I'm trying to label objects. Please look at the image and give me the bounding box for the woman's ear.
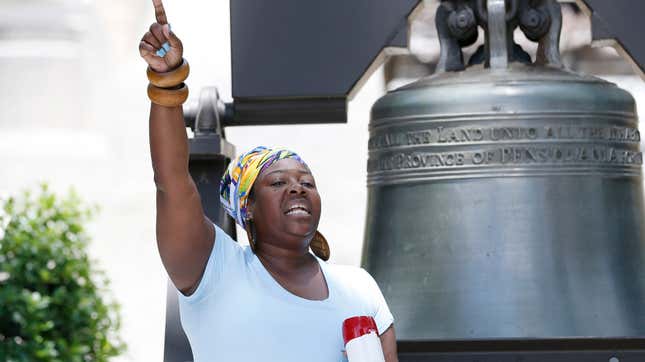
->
[246,187,256,220]
[246,198,254,220]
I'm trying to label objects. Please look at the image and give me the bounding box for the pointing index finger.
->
[152,0,168,25]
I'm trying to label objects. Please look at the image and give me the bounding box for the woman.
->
[139,1,398,360]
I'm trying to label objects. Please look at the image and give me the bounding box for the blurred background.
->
[0,0,642,361]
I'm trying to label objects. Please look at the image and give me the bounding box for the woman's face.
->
[249,158,321,249]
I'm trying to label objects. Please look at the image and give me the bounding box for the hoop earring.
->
[245,218,257,252]
[310,231,330,261]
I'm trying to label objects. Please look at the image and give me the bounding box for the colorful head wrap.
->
[219,146,307,229]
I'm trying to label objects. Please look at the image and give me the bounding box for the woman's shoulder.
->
[324,262,381,295]
[325,262,368,279]
[323,262,389,318]
[211,224,256,271]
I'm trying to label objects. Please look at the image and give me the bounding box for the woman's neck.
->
[256,243,317,277]
[256,242,328,301]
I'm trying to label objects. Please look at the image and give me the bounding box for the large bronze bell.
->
[363,0,645,343]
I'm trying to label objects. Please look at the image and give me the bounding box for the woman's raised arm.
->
[140,0,215,295]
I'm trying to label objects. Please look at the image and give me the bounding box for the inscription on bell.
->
[368,125,640,149]
[499,146,642,164]
[368,146,643,172]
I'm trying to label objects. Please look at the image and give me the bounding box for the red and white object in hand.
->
[342,316,385,362]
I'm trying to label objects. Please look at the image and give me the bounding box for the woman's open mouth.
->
[284,203,311,216]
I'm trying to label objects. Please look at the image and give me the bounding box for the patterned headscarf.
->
[219,146,307,229]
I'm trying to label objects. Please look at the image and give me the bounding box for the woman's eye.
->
[271,180,285,187]
[301,181,315,188]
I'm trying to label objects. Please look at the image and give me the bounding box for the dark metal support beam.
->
[577,0,645,77]
[230,0,421,124]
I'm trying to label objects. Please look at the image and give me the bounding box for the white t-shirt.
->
[176,224,394,362]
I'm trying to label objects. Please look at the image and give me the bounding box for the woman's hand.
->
[139,0,183,73]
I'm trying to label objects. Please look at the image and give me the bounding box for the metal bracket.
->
[519,0,562,67]
[183,87,233,138]
[486,0,510,69]
[436,0,564,71]
[436,0,479,72]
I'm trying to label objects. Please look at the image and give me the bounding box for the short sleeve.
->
[177,223,244,304]
[360,268,394,335]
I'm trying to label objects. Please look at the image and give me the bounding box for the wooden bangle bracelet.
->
[147,83,189,107]
[147,59,190,88]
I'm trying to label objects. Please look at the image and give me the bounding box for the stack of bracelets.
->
[147,58,190,107]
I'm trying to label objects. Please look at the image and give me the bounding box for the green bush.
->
[0,185,125,361]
